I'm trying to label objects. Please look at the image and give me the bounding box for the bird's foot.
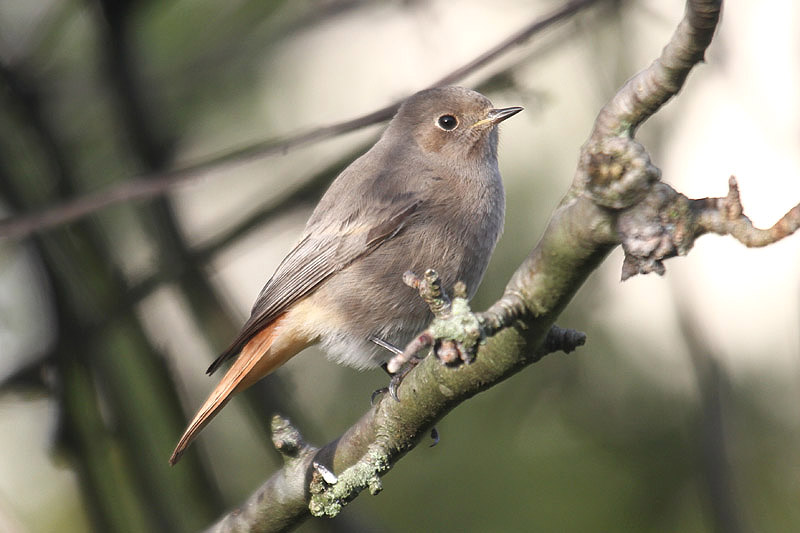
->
[370,356,423,403]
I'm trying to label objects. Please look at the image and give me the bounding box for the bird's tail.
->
[169,315,291,465]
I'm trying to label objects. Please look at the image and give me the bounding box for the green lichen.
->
[308,445,391,518]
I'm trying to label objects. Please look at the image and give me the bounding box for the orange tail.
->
[170,314,297,465]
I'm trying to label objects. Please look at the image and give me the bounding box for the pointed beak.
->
[471,106,524,129]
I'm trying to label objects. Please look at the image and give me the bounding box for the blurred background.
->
[0,0,798,531]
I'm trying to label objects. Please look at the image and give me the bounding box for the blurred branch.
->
[121,142,362,306]
[90,0,303,520]
[675,299,747,533]
[0,83,206,531]
[0,0,601,240]
[0,61,74,198]
[431,0,599,87]
[204,1,795,531]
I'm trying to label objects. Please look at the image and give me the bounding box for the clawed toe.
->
[370,357,422,403]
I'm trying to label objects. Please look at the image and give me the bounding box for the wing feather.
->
[207,198,420,374]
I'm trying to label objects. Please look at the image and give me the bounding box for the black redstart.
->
[170,86,522,464]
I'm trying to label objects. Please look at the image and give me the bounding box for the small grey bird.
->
[170,86,522,464]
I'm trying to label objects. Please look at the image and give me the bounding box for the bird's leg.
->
[369,336,439,445]
[369,336,403,356]
[386,357,422,402]
[369,336,424,402]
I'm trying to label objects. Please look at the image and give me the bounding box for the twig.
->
[0,0,600,240]
[617,177,800,280]
[433,0,599,87]
[387,270,585,374]
[695,176,800,247]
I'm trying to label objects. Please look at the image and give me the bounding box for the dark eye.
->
[436,114,458,131]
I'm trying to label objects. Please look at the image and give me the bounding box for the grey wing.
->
[206,198,421,374]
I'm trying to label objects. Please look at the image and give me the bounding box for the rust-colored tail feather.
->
[170,316,288,465]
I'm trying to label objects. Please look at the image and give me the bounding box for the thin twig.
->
[617,178,800,280]
[695,176,800,247]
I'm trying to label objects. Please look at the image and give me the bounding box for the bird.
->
[169,86,522,465]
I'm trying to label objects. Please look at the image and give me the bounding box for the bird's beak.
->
[471,106,524,129]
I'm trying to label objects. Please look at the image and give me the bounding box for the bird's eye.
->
[436,114,458,131]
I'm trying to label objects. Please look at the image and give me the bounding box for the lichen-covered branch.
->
[386,270,484,372]
[387,270,586,374]
[206,416,319,533]
[205,1,800,532]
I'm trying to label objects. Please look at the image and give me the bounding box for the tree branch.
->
[592,0,721,138]
[203,1,798,531]
[0,0,600,240]
[617,177,800,280]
